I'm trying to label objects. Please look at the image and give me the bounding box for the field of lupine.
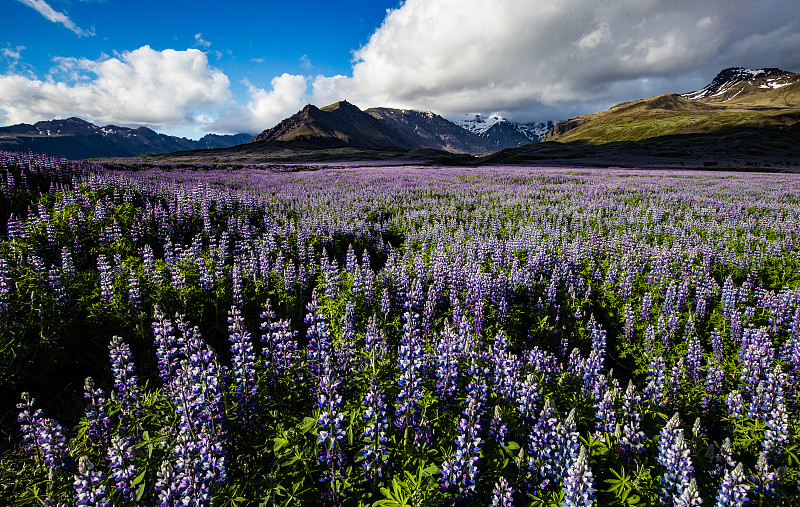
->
[0,151,798,506]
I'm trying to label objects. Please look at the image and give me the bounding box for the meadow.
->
[0,151,798,506]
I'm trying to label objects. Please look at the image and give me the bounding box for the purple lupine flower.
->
[83,377,111,447]
[73,456,109,507]
[435,322,460,399]
[231,261,243,308]
[492,330,520,400]
[752,451,777,498]
[17,392,73,476]
[489,405,508,447]
[163,320,227,505]
[712,438,735,479]
[98,254,114,304]
[619,380,646,462]
[675,477,702,507]
[364,314,386,365]
[152,307,180,394]
[108,335,140,423]
[0,257,11,316]
[335,302,358,377]
[685,329,702,383]
[47,265,67,306]
[127,274,141,311]
[715,462,749,507]
[305,289,332,385]
[107,436,136,504]
[641,291,653,322]
[228,305,258,425]
[762,399,789,458]
[491,476,514,507]
[527,398,558,483]
[395,312,426,434]
[624,303,635,342]
[440,375,487,499]
[710,328,724,362]
[643,356,667,407]
[657,413,694,504]
[516,374,539,421]
[562,445,595,507]
[702,363,724,411]
[362,375,389,482]
[261,298,298,381]
[380,287,391,315]
[317,358,346,501]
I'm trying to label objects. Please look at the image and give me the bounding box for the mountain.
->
[545,67,800,143]
[364,107,490,153]
[250,100,420,150]
[0,117,254,159]
[458,114,554,149]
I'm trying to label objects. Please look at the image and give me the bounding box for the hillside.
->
[250,100,420,150]
[545,67,800,143]
[365,107,490,153]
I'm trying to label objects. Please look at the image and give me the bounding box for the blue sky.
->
[2,0,799,138]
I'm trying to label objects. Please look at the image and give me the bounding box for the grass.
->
[555,108,800,144]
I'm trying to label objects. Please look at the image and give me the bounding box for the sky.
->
[2,0,799,139]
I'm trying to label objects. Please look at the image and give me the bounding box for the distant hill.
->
[0,117,253,159]
[365,107,490,153]
[545,67,800,143]
[457,113,553,150]
[250,100,420,150]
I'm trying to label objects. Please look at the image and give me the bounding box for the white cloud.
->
[212,73,308,134]
[194,33,212,49]
[16,0,93,37]
[295,0,800,121]
[0,46,230,128]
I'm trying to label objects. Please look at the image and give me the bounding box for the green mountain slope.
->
[546,67,800,143]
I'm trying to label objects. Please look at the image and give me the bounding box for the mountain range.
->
[0,117,253,159]
[1,66,798,166]
[545,67,800,143]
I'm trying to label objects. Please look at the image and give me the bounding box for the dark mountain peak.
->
[250,100,418,150]
[320,100,357,112]
[683,66,798,100]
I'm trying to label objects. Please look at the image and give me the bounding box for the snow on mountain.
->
[682,67,797,101]
[456,113,554,149]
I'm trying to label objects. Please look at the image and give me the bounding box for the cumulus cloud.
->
[0,46,230,128]
[296,0,800,121]
[16,0,93,37]
[212,73,308,134]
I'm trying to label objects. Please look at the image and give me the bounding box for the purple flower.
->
[107,436,136,504]
[17,392,72,473]
[228,305,258,424]
[491,476,514,507]
[317,359,346,499]
[715,462,749,507]
[0,258,12,316]
[261,298,298,381]
[435,322,460,399]
[395,311,426,433]
[108,335,140,423]
[73,456,110,507]
[83,377,111,447]
[562,445,595,507]
[362,376,389,481]
[98,254,114,304]
[440,376,487,499]
[657,413,694,504]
